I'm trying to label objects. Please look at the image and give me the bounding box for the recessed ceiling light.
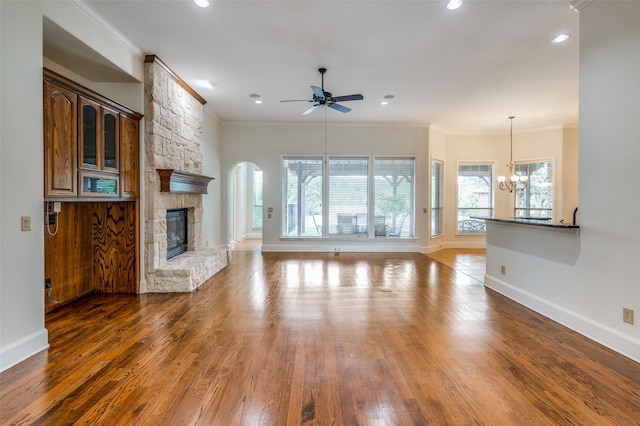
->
[200,80,215,90]
[552,33,571,43]
[254,100,263,104]
[193,0,210,7]
[446,0,463,11]
[380,101,389,106]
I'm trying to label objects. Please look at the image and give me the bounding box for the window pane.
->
[375,158,415,238]
[457,163,493,233]
[514,161,553,218]
[329,158,368,236]
[283,158,323,237]
[253,169,263,228]
[431,160,443,237]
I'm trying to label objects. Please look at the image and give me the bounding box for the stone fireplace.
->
[143,55,227,292]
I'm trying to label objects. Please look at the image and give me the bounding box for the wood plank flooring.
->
[1,249,639,425]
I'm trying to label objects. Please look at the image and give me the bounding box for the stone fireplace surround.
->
[144,56,227,292]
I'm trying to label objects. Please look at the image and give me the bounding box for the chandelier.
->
[497,116,528,192]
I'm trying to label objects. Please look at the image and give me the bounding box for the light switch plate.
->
[21,216,32,231]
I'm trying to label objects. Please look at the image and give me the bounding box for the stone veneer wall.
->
[144,58,226,292]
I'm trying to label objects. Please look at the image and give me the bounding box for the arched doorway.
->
[227,161,262,251]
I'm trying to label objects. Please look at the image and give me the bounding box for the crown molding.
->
[570,0,592,12]
[73,0,145,59]
[145,55,207,105]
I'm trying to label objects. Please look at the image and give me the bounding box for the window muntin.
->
[457,163,493,234]
[283,158,323,237]
[514,161,553,219]
[374,158,415,238]
[431,159,443,237]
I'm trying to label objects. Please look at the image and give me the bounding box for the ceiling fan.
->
[281,68,364,115]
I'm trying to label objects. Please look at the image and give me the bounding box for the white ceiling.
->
[56,0,580,134]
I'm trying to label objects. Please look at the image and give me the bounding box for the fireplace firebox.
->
[166,209,188,259]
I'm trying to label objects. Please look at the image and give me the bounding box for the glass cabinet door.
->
[79,97,100,169]
[102,107,119,171]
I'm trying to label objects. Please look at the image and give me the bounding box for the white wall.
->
[201,109,223,249]
[445,133,504,248]
[485,2,640,362]
[0,0,49,372]
[222,123,430,252]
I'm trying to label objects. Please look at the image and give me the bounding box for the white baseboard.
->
[485,274,640,363]
[0,328,49,373]
[262,241,421,253]
[441,241,486,249]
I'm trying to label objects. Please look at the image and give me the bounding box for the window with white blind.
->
[374,158,415,238]
[328,158,369,236]
[253,169,263,228]
[283,156,416,238]
[283,158,323,237]
[457,163,493,234]
[431,159,443,237]
[514,161,553,219]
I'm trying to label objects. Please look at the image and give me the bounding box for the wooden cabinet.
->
[78,97,120,173]
[43,69,142,200]
[43,69,143,302]
[44,80,77,198]
[119,113,140,199]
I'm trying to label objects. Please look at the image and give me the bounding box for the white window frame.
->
[456,161,495,235]
[281,155,416,239]
[513,158,555,220]
[431,158,444,238]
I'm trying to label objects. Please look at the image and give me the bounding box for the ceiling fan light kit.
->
[281,67,364,115]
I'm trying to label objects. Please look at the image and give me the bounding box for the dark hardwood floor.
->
[1,249,639,425]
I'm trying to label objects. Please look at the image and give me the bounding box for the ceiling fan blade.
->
[303,104,321,115]
[280,99,314,102]
[311,86,325,100]
[332,94,364,102]
[329,103,351,113]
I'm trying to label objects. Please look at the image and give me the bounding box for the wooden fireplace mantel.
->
[157,169,214,194]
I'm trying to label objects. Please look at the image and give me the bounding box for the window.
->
[375,158,415,238]
[514,161,553,219]
[457,163,493,233]
[328,158,369,236]
[431,159,443,237]
[282,156,416,239]
[283,158,323,237]
[252,169,263,228]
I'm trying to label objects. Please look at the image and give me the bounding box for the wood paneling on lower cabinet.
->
[45,201,138,311]
[93,202,138,293]
[44,203,95,311]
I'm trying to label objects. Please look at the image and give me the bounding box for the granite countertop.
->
[475,217,579,229]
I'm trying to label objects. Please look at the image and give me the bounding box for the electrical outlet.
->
[500,265,506,275]
[45,214,56,225]
[623,307,634,325]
